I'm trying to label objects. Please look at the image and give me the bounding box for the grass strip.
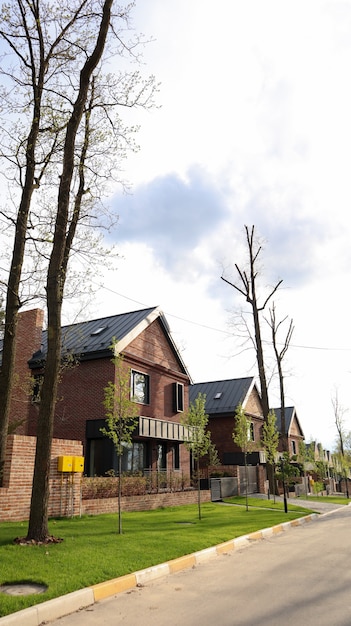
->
[0,501,315,617]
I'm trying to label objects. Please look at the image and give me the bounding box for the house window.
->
[121,442,147,473]
[246,421,254,441]
[157,443,167,470]
[171,444,180,470]
[173,382,184,412]
[131,370,150,404]
[291,440,297,455]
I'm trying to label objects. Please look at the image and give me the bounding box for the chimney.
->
[8,309,44,434]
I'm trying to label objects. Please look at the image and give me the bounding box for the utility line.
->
[94,281,351,353]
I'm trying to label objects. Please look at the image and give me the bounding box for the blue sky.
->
[72,0,351,450]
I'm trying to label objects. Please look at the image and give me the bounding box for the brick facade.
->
[207,413,264,462]
[4,309,192,481]
[0,435,83,521]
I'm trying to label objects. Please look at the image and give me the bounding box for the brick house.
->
[272,406,305,456]
[189,379,306,486]
[2,306,192,477]
[189,377,265,467]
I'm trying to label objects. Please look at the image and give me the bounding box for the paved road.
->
[51,504,351,626]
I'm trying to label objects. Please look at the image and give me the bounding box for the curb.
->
[0,513,319,625]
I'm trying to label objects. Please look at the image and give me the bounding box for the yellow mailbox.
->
[57,455,73,472]
[72,456,84,473]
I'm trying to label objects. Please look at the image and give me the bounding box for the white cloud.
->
[78,0,351,451]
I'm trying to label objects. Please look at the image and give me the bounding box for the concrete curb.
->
[0,512,319,626]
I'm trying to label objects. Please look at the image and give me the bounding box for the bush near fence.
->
[82,470,191,500]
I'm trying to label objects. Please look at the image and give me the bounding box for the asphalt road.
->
[50,503,351,626]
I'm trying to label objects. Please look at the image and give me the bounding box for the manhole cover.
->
[0,583,47,596]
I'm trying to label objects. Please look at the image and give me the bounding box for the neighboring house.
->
[308,441,335,477]
[273,407,304,456]
[189,377,265,467]
[2,306,192,477]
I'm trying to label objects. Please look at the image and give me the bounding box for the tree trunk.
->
[26,0,113,541]
[197,458,202,520]
[0,75,43,484]
[118,452,122,534]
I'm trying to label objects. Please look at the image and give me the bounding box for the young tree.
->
[275,451,299,506]
[181,393,211,520]
[332,389,349,498]
[261,410,279,502]
[298,440,315,497]
[101,341,139,534]
[233,404,254,511]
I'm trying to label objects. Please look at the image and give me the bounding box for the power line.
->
[94,282,351,353]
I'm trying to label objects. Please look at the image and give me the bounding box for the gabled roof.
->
[28,306,190,376]
[189,377,256,415]
[273,406,304,438]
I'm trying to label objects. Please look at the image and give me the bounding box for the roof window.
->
[214,392,222,399]
[90,326,107,336]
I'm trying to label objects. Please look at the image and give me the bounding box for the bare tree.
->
[221,225,282,421]
[265,302,294,453]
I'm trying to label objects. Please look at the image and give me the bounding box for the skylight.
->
[214,392,222,399]
[90,326,106,336]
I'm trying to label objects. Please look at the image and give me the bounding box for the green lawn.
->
[0,500,319,617]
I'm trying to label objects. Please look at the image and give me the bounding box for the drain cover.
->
[0,583,47,596]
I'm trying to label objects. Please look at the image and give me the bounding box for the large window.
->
[131,370,150,404]
[121,442,147,473]
[173,382,184,412]
[157,443,167,470]
[87,437,148,476]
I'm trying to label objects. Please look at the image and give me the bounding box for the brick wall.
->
[0,435,209,521]
[28,357,116,445]
[82,489,211,515]
[0,435,83,522]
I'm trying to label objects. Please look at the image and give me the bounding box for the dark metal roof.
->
[272,406,304,438]
[28,306,160,366]
[189,377,255,415]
